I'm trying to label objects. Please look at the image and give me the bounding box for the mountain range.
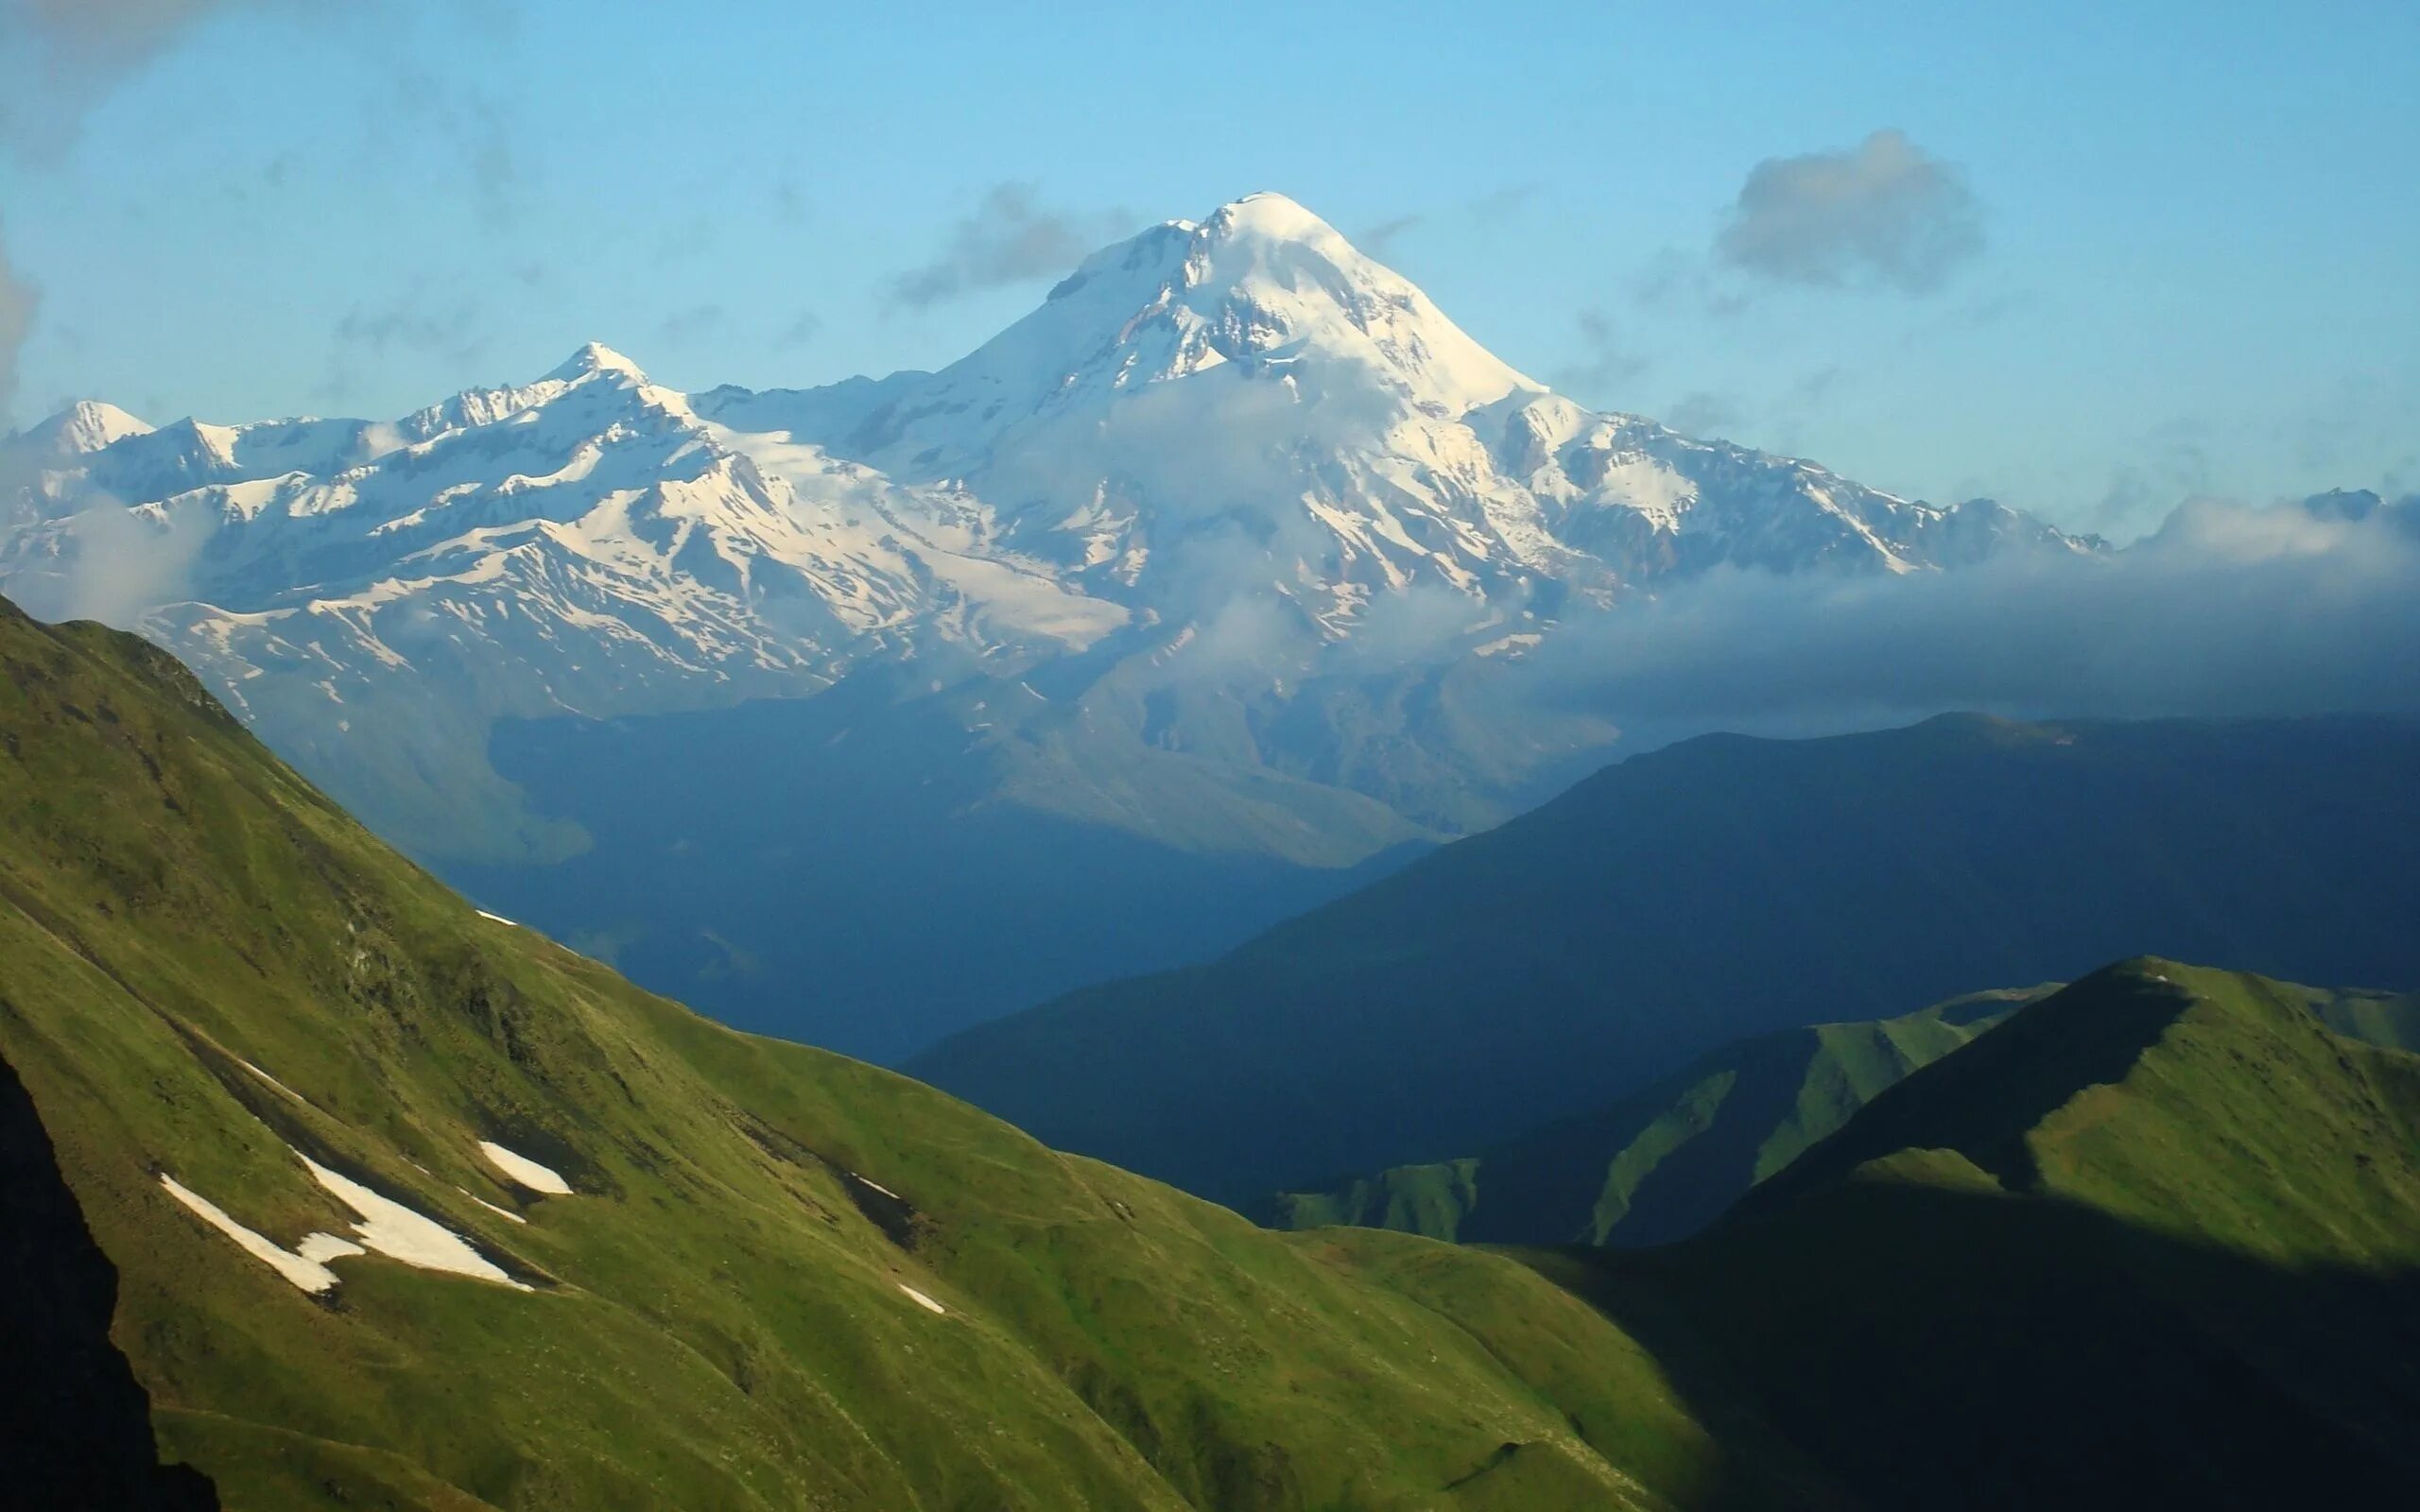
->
[5,593,2417,1508]
[1270,975,2419,1248]
[908,712,2420,1202]
[0,193,2096,1058]
[1267,985,2053,1245]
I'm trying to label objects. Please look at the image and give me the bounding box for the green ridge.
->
[1532,960,2420,1509]
[9,593,2420,1509]
[911,712,2420,1204]
[1270,988,2044,1246]
[0,597,1835,1509]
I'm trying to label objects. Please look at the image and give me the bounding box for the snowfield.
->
[159,1173,352,1295]
[302,1154,528,1289]
[480,1140,574,1194]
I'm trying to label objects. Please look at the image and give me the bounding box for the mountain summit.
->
[838,189,1540,468]
[0,194,2099,1054]
[17,399,156,456]
[707,195,2087,662]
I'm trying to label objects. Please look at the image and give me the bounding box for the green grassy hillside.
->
[909,713,2420,1203]
[1270,988,2047,1246]
[1531,960,2420,1509]
[1275,973,2417,1249]
[0,596,1838,1509]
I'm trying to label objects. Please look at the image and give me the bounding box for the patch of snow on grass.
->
[479,1140,573,1194]
[458,1186,528,1225]
[898,1282,947,1315]
[475,909,519,927]
[236,1058,305,1104]
[159,1174,344,1294]
[302,1156,528,1289]
[297,1232,368,1264]
[852,1172,904,1201]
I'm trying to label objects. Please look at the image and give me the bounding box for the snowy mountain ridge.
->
[704,194,2083,638]
[1,192,2091,871]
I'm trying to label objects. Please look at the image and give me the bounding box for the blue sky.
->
[1,0,2412,537]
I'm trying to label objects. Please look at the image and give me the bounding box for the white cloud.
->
[1718,129,1985,293]
[1533,495,2420,745]
[887,183,1131,311]
[0,223,34,426]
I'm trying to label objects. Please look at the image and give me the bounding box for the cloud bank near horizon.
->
[1530,492,2420,750]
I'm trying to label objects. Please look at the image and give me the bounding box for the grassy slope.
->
[1270,988,2045,1246]
[0,597,1855,1510]
[909,713,2420,1204]
[1529,960,2420,1509]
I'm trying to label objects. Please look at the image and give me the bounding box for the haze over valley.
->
[8,196,2412,1057]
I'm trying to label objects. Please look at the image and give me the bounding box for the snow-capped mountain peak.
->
[871,190,1537,458]
[695,193,2083,631]
[4,191,2095,877]
[19,399,156,455]
[546,341,649,385]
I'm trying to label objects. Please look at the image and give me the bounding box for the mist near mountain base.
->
[1537,493,2420,749]
[4,498,215,627]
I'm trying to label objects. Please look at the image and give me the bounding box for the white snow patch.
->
[851,1172,903,1200]
[302,1155,527,1288]
[297,1232,368,1263]
[1473,631,1543,659]
[898,1282,947,1315]
[236,1058,305,1104]
[159,1173,345,1294]
[458,1186,529,1224]
[475,909,518,927]
[479,1140,574,1194]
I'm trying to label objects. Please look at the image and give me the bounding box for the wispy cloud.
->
[771,311,821,351]
[1533,495,2420,747]
[1469,183,1538,221]
[2075,416,2216,536]
[654,302,726,347]
[0,221,36,426]
[885,183,1130,311]
[0,0,275,155]
[1665,391,1741,438]
[368,67,523,230]
[318,284,486,404]
[1717,129,1985,294]
[1356,213,1424,263]
[1355,184,1537,266]
[1549,309,1651,405]
[771,166,807,225]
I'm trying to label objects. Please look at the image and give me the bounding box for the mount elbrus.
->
[0,193,2091,1057]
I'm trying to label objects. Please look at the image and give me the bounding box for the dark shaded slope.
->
[1529,961,2420,1510]
[1271,987,2043,1246]
[0,1050,218,1512]
[911,713,2420,1201]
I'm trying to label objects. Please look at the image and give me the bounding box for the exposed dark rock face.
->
[0,1049,218,1511]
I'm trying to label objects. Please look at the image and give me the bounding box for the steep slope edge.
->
[0,593,1838,1510]
[1531,960,2420,1510]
